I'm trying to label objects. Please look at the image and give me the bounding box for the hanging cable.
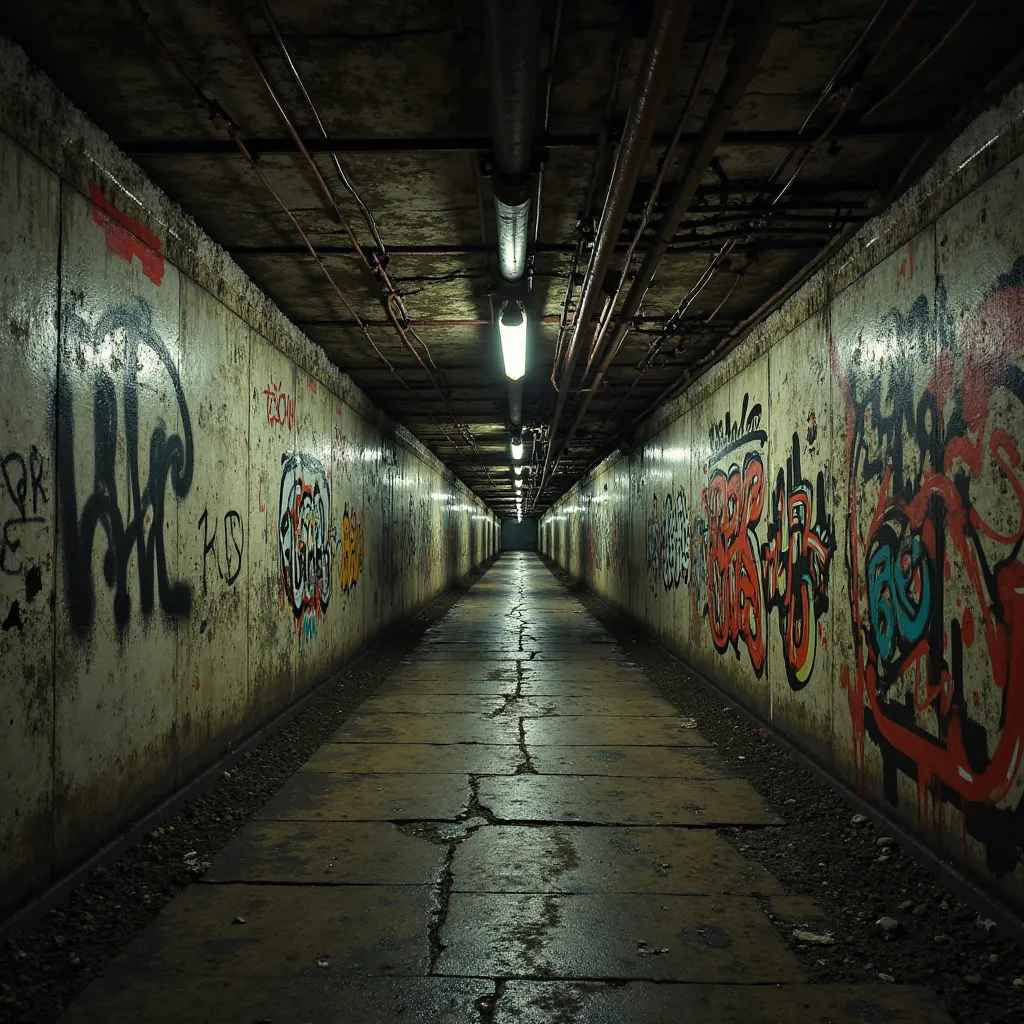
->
[127,0,498,492]
[254,0,387,255]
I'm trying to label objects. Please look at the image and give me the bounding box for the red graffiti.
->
[838,265,1024,867]
[89,181,165,286]
[895,241,916,281]
[306,377,318,394]
[264,377,297,430]
[704,452,766,675]
[761,433,835,690]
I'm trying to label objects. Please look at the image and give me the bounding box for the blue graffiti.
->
[867,516,932,672]
[300,613,318,648]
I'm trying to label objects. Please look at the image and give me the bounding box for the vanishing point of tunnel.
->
[1,1,1024,1022]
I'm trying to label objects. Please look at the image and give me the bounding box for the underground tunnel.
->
[1,1,1024,1021]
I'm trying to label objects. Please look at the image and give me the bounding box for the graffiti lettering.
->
[705,453,766,675]
[761,433,835,689]
[335,429,351,480]
[1,446,48,576]
[838,261,1024,870]
[707,392,767,469]
[58,301,193,635]
[646,488,690,590]
[198,508,245,595]
[279,453,332,642]
[338,502,365,594]
[264,377,297,431]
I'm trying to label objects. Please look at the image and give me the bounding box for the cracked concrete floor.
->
[58,553,953,1023]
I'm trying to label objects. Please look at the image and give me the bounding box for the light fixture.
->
[513,465,523,476]
[511,437,524,461]
[499,301,527,381]
[514,478,523,489]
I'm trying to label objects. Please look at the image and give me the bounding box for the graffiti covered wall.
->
[541,96,1024,915]
[0,45,497,914]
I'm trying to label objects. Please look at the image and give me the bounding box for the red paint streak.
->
[895,242,917,281]
[89,181,164,286]
[306,377,318,394]
[193,678,200,692]
[961,607,975,649]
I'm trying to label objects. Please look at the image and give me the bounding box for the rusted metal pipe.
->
[256,0,387,254]
[542,0,781,496]
[534,0,695,506]
[595,0,783,382]
[486,0,543,283]
[579,0,735,393]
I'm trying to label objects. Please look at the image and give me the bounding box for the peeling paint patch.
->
[89,181,164,286]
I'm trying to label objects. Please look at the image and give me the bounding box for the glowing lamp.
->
[499,302,527,381]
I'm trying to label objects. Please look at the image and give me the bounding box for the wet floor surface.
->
[60,554,952,1022]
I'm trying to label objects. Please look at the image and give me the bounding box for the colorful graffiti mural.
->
[279,452,332,644]
[762,433,835,690]
[703,452,767,675]
[838,262,1024,870]
[642,401,835,687]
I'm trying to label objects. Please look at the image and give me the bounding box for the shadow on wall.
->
[502,518,538,551]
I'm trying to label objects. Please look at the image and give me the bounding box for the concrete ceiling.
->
[3,0,1022,516]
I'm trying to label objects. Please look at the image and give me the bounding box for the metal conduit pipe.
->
[547,0,782,481]
[485,0,543,284]
[533,0,695,507]
[485,0,542,432]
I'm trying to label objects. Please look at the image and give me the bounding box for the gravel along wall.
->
[0,39,497,918]
[541,83,1024,920]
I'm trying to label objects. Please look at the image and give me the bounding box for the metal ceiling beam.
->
[305,314,740,329]
[231,238,829,257]
[117,124,929,156]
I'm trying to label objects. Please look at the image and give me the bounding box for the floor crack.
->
[427,842,455,973]
[515,717,537,775]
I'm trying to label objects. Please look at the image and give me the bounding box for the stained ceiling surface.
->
[3,0,1023,515]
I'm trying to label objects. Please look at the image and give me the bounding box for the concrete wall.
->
[541,84,1024,917]
[501,518,539,551]
[0,41,498,916]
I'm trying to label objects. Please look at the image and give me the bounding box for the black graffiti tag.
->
[198,508,245,595]
[58,301,194,635]
[1,446,48,575]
